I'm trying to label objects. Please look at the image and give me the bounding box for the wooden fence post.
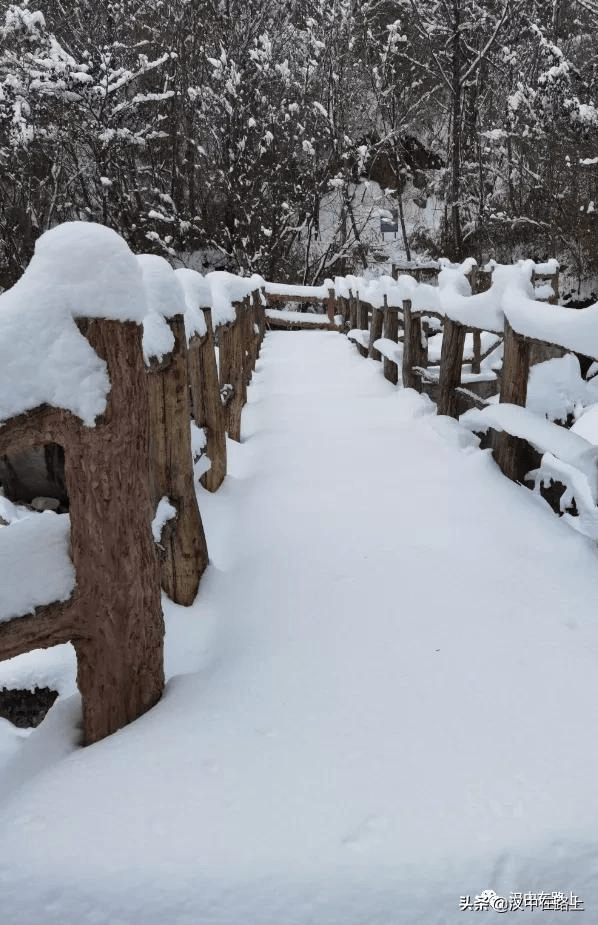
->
[492,320,531,480]
[327,287,336,328]
[402,300,427,391]
[470,268,492,374]
[382,302,400,385]
[349,290,357,330]
[147,314,209,605]
[187,306,227,493]
[219,307,246,442]
[437,319,466,417]
[368,300,384,360]
[0,318,166,745]
[249,291,262,370]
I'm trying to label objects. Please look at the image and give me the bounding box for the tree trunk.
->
[449,0,464,260]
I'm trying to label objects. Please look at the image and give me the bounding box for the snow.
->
[3,333,598,922]
[174,268,209,340]
[571,403,598,444]
[206,271,264,328]
[460,402,598,501]
[266,308,330,325]
[0,222,147,425]
[413,264,527,332]
[137,254,186,362]
[347,328,370,348]
[372,337,402,364]
[0,511,74,623]
[264,280,332,300]
[501,270,598,357]
[527,354,598,421]
[151,496,177,544]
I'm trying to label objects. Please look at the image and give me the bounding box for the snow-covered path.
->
[1,331,598,923]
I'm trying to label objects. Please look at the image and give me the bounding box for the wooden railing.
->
[0,244,584,746]
[0,258,265,745]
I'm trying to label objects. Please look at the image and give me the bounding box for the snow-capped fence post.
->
[492,320,531,480]
[402,299,427,391]
[368,298,384,360]
[187,306,227,493]
[147,314,209,605]
[437,319,467,417]
[0,318,165,746]
[219,306,246,442]
[382,300,400,385]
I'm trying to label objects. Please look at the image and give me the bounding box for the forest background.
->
[0,0,597,301]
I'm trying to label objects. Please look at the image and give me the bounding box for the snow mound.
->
[0,222,147,425]
[0,512,75,624]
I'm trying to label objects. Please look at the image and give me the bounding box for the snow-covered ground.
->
[1,332,598,922]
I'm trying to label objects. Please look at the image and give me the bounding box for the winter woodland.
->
[1,0,597,293]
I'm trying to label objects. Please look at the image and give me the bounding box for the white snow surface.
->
[151,496,177,543]
[503,277,598,356]
[0,511,74,623]
[527,354,598,421]
[572,403,598,444]
[137,254,183,362]
[461,402,598,501]
[265,308,331,325]
[174,268,209,340]
[3,334,598,921]
[0,222,148,425]
[206,271,264,328]
[264,280,332,300]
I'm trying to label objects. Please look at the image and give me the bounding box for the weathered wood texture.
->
[219,309,246,442]
[470,269,493,374]
[0,319,165,745]
[326,288,336,327]
[348,292,357,330]
[492,320,531,481]
[354,296,369,358]
[368,302,384,361]
[437,319,466,418]
[187,307,227,493]
[382,304,400,385]
[147,314,209,605]
[240,297,253,386]
[402,299,427,391]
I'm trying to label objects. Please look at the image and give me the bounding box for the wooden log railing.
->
[0,274,266,746]
[0,319,165,746]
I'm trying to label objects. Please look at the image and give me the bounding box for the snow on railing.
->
[0,222,267,745]
[342,255,598,539]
